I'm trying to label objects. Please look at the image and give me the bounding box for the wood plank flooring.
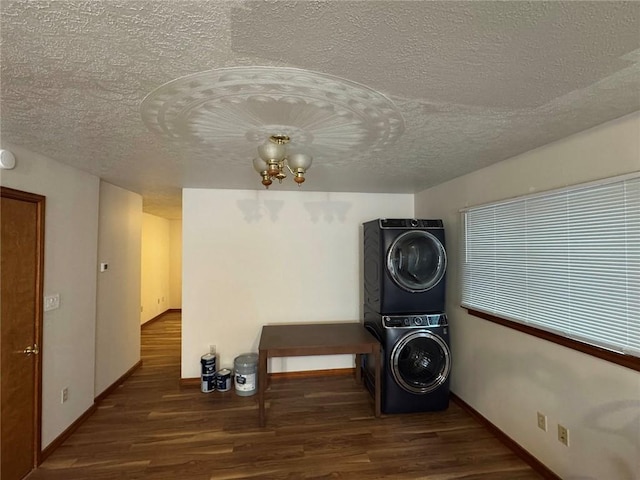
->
[29,312,544,479]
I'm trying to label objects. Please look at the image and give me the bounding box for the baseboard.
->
[40,359,144,463]
[450,393,561,480]
[180,377,201,388]
[94,359,143,404]
[141,308,180,328]
[40,403,97,462]
[270,367,355,379]
[179,367,356,388]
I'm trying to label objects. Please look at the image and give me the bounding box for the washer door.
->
[390,331,451,394]
[386,231,447,293]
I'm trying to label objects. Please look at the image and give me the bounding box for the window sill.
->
[465,308,640,373]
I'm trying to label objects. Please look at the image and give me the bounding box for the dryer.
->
[363,218,447,314]
[363,310,451,414]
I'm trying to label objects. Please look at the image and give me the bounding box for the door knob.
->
[23,344,40,356]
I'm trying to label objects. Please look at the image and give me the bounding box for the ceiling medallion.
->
[140,66,405,185]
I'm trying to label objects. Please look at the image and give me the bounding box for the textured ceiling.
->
[1,1,639,219]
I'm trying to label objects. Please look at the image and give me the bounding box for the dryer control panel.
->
[383,314,447,328]
[379,218,444,229]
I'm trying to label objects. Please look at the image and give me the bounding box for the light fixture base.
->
[269,134,290,145]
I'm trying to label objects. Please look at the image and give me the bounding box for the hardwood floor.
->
[30,312,544,479]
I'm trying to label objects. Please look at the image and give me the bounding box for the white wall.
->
[141,213,171,323]
[414,112,640,480]
[0,145,99,448]
[182,190,413,377]
[95,182,143,396]
[169,219,182,310]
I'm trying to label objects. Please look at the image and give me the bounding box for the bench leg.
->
[258,350,267,427]
[355,353,362,383]
[374,346,381,418]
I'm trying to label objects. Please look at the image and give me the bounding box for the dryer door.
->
[390,331,451,394]
[386,231,447,292]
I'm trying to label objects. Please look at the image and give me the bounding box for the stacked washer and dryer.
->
[362,219,451,414]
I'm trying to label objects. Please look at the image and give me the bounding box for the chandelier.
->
[252,135,312,189]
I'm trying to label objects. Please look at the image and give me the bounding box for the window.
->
[461,173,640,370]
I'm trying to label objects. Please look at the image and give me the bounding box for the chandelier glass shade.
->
[252,135,312,189]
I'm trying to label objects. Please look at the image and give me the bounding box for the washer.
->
[363,218,447,314]
[362,310,451,414]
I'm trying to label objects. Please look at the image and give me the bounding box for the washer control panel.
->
[383,314,447,328]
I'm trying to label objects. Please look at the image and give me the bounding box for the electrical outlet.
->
[209,344,216,354]
[44,294,60,311]
[558,424,569,446]
[537,412,547,431]
[61,387,69,404]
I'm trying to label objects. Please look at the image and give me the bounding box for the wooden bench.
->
[258,322,382,427]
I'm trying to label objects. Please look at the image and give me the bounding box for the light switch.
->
[100,263,109,272]
[44,294,60,311]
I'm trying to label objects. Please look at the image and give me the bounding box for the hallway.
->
[29,312,543,479]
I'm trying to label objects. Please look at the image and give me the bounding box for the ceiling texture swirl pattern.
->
[1,1,639,218]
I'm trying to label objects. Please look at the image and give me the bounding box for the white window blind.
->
[461,173,640,358]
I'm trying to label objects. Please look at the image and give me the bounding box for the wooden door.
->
[1,187,45,480]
